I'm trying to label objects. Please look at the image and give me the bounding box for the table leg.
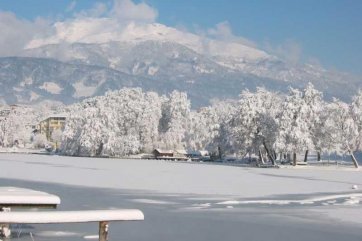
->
[0,207,11,238]
[99,221,109,241]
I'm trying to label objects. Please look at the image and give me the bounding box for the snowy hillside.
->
[0,57,157,104]
[0,22,360,106]
[0,56,285,107]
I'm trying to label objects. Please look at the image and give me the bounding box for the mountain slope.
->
[0,57,153,104]
[23,40,362,101]
[0,56,287,107]
[1,22,360,107]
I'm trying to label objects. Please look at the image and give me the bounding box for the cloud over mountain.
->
[0,11,50,56]
[1,0,268,62]
[0,0,360,108]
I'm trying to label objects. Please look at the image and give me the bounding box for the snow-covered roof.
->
[176,149,187,155]
[0,187,61,206]
[47,114,67,118]
[41,114,67,122]
[154,149,173,154]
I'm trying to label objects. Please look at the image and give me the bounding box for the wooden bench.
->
[0,209,144,241]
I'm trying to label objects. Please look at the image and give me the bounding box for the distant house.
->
[39,115,67,141]
[152,149,189,161]
[153,149,174,158]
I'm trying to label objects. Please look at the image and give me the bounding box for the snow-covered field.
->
[1,153,362,241]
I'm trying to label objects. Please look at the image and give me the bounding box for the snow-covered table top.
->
[0,209,144,224]
[0,187,61,208]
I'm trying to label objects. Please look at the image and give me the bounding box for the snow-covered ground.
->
[1,153,362,241]
[1,153,361,197]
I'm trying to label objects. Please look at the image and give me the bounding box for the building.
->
[153,149,174,158]
[39,115,67,141]
[152,149,189,161]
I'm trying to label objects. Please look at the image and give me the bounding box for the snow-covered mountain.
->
[1,22,361,107]
[0,56,279,107]
[26,21,269,61]
[0,57,151,104]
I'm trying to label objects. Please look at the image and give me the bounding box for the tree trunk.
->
[293,152,297,166]
[272,150,276,160]
[317,151,321,162]
[96,142,103,156]
[304,150,309,162]
[263,141,276,166]
[77,146,81,156]
[218,146,222,160]
[349,150,359,168]
[258,149,265,164]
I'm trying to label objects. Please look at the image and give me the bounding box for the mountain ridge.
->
[1,22,361,107]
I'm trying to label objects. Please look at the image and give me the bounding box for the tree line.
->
[60,84,362,167]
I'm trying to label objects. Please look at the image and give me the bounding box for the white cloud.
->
[74,2,108,18]
[207,21,257,48]
[0,0,266,61]
[264,39,302,65]
[0,11,52,56]
[25,0,159,49]
[111,0,158,23]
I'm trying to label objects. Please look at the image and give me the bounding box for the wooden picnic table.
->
[0,187,144,241]
[0,187,61,238]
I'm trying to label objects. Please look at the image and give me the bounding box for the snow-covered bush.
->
[33,134,48,148]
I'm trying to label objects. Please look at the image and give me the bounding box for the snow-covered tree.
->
[186,100,237,153]
[226,88,281,164]
[61,88,163,157]
[327,99,359,167]
[0,105,38,147]
[276,84,323,164]
[302,83,324,161]
[311,103,335,160]
[351,90,362,151]
[159,91,190,150]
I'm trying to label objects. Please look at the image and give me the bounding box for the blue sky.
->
[1,0,362,75]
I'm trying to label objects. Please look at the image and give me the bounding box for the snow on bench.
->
[0,209,144,241]
[0,187,61,208]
